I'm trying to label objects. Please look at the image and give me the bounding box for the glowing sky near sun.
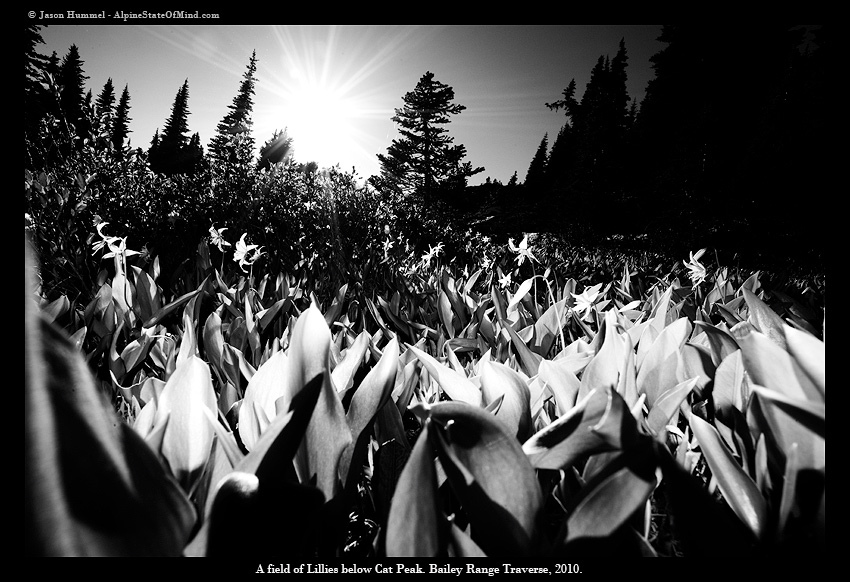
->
[34,24,663,186]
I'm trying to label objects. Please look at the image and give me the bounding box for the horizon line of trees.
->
[25,27,307,178]
[468,25,829,267]
[25,24,829,272]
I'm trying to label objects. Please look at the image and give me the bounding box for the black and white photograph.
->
[25,19,826,568]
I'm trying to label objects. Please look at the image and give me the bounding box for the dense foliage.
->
[25,24,825,560]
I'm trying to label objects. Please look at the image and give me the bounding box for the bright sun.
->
[285,75,359,170]
[257,25,419,178]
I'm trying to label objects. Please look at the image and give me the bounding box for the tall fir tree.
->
[111,84,132,152]
[525,133,549,189]
[544,40,633,230]
[95,78,116,119]
[94,78,116,143]
[373,71,483,205]
[209,50,259,166]
[25,24,51,168]
[150,79,202,174]
[57,44,90,141]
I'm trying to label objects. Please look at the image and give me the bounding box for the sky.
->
[34,22,664,186]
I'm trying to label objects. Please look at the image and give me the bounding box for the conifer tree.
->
[95,78,116,140]
[209,50,259,166]
[257,128,293,170]
[57,44,90,140]
[373,71,483,206]
[525,133,549,190]
[95,78,115,119]
[25,24,51,168]
[150,79,201,174]
[111,84,132,152]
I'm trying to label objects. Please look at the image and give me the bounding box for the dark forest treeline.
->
[25,24,828,305]
[462,25,829,273]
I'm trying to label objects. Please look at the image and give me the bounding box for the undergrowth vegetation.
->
[25,88,824,558]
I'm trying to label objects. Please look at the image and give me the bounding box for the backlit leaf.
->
[286,305,352,499]
[636,317,691,409]
[408,345,481,406]
[688,413,767,540]
[480,359,532,442]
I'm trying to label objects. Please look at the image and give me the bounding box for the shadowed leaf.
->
[340,338,400,486]
[688,413,767,540]
[429,402,544,556]
[565,442,657,543]
[385,422,445,557]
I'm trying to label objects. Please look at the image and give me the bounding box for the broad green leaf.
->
[713,350,747,413]
[340,338,400,485]
[441,272,469,329]
[202,311,225,374]
[636,317,691,409]
[532,297,568,357]
[731,322,819,403]
[201,406,243,469]
[130,265,161,324]
[579,310,626,400]
[323,283,348,327]
[256,298,289,331]
[68,326,87,351]
[751,384,825,462]
[538,359,581,417]
[41,295,70,323]
[143,274,210,329]
[523,388,642,470]
[680,343,714,397]
[429,402,544,556]
[616,333,640,409]
[176,306,197,366]
[742,287,787,350]
[501,319,543,377]
[331,330,371,394]
[438,290,455,338]
[688,413,767,540]
[155,354,217,490]
[694,321,740,367]
[408,345,481,406]
[386,422,444,557]
[238,350,289,451]
[286,305,352,499]
[26,289,195,555]
[449,523,488,557]
[565,442,657,543]
[236,375,323,478]
[480,359,532,442]
[647,377,698,438]
[783,324,825,399]
[507,277,534,315]
[648,285,673,336]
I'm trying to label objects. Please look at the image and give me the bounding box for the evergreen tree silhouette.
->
[150,79,202,175]
[57,44,90,141]
[257,128,294,171]
[209,50,259,166]
[372,71,483,206]
[111,85,132,152]
[525,133,549,202]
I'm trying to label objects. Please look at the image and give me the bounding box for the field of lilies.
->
[25,215,825,559]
